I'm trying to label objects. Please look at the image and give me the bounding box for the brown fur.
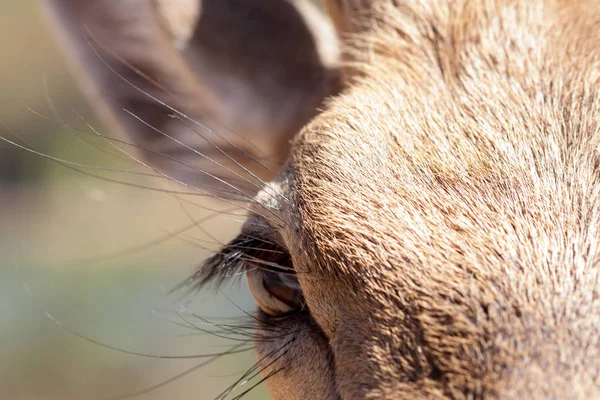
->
[46,0,600,398]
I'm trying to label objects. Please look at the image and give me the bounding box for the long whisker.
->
[122,109,261,199]
[43,76,133,163]
[214,340,292,400]
[0,127,253,207]
[19,275,250,360]
[72,116,285,227]
[27,109,259,201]
[164,228,222,254]
[117,109,289,228]
[173,114,288,203]
[230,368,283,400]
[0,134,163,177]
[101,343,249,400]
[59,208,239,268]
[23,111,255,202]
[174,195,226,246]
[71,110,261,207]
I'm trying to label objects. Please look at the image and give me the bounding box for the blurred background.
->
[0,1,269,399]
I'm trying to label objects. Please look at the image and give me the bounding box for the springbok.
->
[45,0,600,398]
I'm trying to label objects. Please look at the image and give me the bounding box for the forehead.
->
[285,53,600,291]
[283,0,600,282]
[279,61,600,395]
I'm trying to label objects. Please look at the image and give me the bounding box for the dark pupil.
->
[262,270,303,310]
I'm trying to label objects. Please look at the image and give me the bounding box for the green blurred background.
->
[0,2,269,399]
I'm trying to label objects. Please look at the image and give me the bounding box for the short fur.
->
[47,0,600,398]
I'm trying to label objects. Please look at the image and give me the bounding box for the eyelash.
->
[184,232,295,292]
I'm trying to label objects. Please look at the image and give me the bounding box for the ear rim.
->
[42,0,342,196]
[41,0,216,138]
[152,0,202,50]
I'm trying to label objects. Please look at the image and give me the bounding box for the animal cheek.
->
[330,318,448,400]
[329,321,382,399]
[254,313,339,400]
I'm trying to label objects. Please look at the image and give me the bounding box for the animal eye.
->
[186,224,305,319]
[247,269,304,317]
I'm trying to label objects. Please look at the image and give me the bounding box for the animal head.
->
[45,0,600,398]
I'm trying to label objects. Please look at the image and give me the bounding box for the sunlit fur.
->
[48,0,600,398]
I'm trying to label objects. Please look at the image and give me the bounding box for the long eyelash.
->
[182,233,294,293]
[174,311,291,344]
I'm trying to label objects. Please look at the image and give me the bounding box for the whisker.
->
[43,74,65,124]
[78,120,284,227]
[163,228,222,254]
[173,114,288,203]
[229,368,283,400]
[27,109,260,201]
[18,270,251,360]
[0,120,164,178]
[0,130,251,208]
[20,112,255,203]
[72,111,259,206]
[174,195,226,246]
[101,343,249,400]
[57,208,240,268]
[123,109,261,199]
[0,131,161,178]
[118,109,291,229]
[43,78,133,163]
[214,340,292,400]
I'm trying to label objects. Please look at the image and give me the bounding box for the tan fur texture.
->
[46,0,600,398]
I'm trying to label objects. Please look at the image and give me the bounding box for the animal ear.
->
[43,0,340,196]
[325,0,378,83]
[326,0,374,33]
